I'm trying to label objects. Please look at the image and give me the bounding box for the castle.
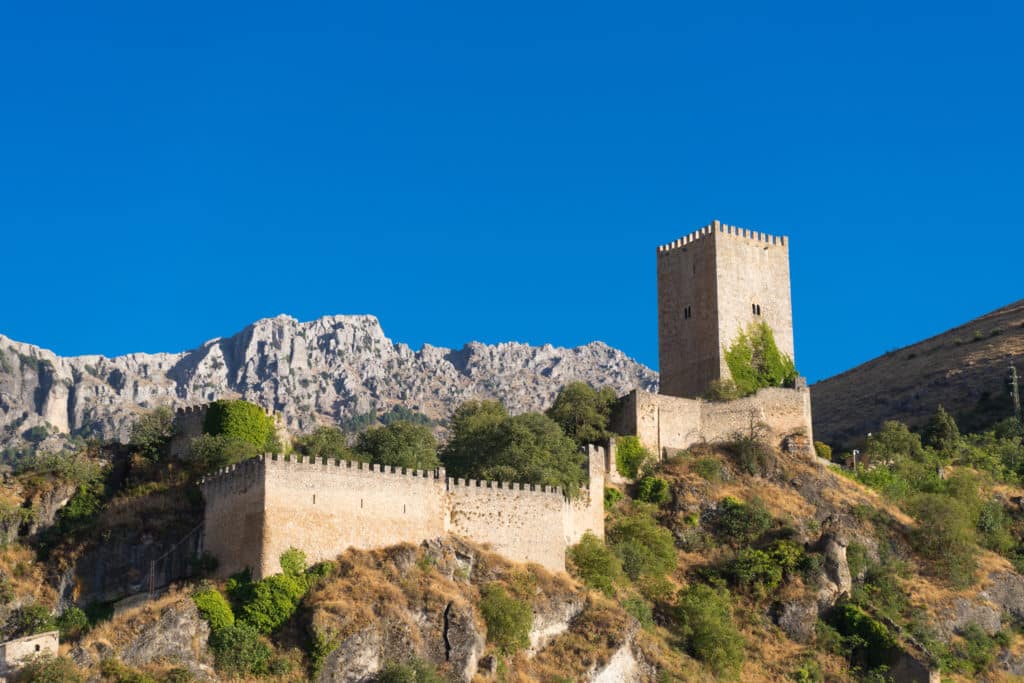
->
[611,220,813,455]
[198,220,813,578]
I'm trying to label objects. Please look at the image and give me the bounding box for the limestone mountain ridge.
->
[0,314,658,448]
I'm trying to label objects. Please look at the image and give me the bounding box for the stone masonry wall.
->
[0,631,59,675]
[261,458,447,577]
[657,220,794,398]
[612,387,813,456]
[201,447,608,578]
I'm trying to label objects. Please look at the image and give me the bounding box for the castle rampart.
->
[201,447,607,578]
[612,385,813,457]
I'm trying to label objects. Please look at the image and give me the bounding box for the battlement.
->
[657,219,788,254]
[176,402,275,418]
[446,477,562,497]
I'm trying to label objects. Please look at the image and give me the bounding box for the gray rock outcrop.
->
[0,315,657,448]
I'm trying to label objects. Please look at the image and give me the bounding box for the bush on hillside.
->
[608,514,677,581]
[203,400,278,452]
[712,496,773,547]
[675,584,745,678]
[55,606,89,640]
[908,493,977,588]
[16,654,85,683]
[479,584,532,655]
[724,432,775,476]
[129,406,175,461]
[193,586,235,632]
[813,441,832,461]
[355,422,439,471]
[922,404,960,455]
[209,622,272,676]
[568,532,621,596]
[635,476,671,505]
[615,436,651,479]
[185,434,260,475]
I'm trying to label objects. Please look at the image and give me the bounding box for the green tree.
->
[614,436,651,479]
[865,420,925,465]
[568,532,621,596]
[922,405,961,455]
[545,381,617,445]
[355,422,439,470]
[129,406,175,460]
[441,401,586,496]
[293,426,354,461]
[607,514,677,580]
[723,322,797,396]
[209,622,272,676]
[185,434,260,475]
[636,476,671,505]
[479,584,532,655]
[675,584,745,678]
[203,400,278,452]
[713,497,773,547]
[193,586,235,632]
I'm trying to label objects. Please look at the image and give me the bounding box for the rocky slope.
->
[0,314,657,448]
[812,299,1024,448]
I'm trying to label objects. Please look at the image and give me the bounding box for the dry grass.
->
[0,543,58,608]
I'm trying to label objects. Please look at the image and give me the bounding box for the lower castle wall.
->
[447,482,567,571]
[613,387,813,455]
[202,447,608,579]
[260,458,447,577]
[199,458,266,579]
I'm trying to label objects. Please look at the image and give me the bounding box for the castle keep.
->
[614,220,813,455]
[201,445,607,579]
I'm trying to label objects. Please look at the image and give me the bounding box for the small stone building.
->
[0,631,58,679]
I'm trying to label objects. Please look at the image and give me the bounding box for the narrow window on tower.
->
[683,305,692,320]
[752,304,762,316]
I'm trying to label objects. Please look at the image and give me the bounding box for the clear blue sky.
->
[2,2,1021,383]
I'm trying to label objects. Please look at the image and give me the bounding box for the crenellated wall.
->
[611,386,813,457]
[200,446,607,578]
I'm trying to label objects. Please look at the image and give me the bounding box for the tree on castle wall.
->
[293,426,357,461]
[722,322,797,397]
[440,400,586,497]
[354,421,439,470]
[545,381,617,446]
[203,400,279,452]
[129,406,175,461]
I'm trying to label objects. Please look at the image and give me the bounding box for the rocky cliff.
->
[0,314,657,448]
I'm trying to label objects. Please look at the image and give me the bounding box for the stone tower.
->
[657,219,794,398]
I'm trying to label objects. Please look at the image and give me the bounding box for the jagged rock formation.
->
[0,314,657,448]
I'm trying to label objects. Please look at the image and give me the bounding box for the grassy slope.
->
[812,299,1024,449]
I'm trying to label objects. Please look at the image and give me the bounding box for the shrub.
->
[378,658,446,683]
[636,476,671,505]
[208,622,272,676]
[908,493,977,588]
[185,434,260,474]
[16,654,85,683]
[55,606,89,639]
[622,597,654,629]
[193,587,235,632]
[691,457,722,482]
[603,487,624,510]
[608,514,677,581]
[723,322,797,396]
[725,434,774,476]
[846,542,869,579]
[831,604,895,670]
[703,379,742,401]
[675,584,745,677]
[713,497,773,547]
[813,441,832,461]
[354,421,439,470]
[279,547,307,576]
[949,624,1007,675]
[238,572,307,634]
[615,436,651,479]
[203,400,277,451]
[922,405,960,454]
[11,602,56,637]
[129,406,175,461]
[479,584,532,655]
[568,533,621,596]
[728,548,783,597]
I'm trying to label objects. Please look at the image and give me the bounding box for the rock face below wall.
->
[0,314,657,447]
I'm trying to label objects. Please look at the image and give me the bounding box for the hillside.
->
[0,314,657,450]
[812,299,1024,449]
